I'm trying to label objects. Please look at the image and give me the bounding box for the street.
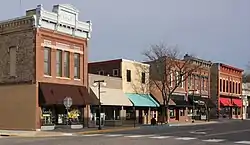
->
[1,120,250,145]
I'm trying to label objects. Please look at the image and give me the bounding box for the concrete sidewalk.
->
[0,126,140,137]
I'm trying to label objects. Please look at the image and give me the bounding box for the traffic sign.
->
[63,97,72,108]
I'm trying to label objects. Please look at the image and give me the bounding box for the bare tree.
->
[142,43,202,123]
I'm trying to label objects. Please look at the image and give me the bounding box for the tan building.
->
[89,59,159,124]
[88,74,132,127]
[210,63,243,119]
[0,4,98,130]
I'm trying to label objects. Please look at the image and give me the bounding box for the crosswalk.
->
[80,133,250,144]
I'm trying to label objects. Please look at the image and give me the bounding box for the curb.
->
[78,127,140,135]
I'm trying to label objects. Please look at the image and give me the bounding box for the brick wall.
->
[0,17,35,84]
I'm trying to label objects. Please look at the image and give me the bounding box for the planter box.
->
[41,125,55,131]
[71,124,83,129]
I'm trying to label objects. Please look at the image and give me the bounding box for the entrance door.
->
[175,109,179,120]
[139,110,143,124]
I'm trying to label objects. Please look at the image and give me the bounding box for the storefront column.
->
[147,108,151,124]
[83,105,90,127]
[136,110,139,123]
[120,106,126,121]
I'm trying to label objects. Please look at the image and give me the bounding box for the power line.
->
[19,0,22,15]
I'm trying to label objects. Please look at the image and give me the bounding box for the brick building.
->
[210,63,243,119]
[0,4,98,130]
[184,54,215,121]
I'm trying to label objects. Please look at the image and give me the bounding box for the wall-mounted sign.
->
[59,10,76,25]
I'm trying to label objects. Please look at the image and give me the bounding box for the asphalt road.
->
[1,119,250,145]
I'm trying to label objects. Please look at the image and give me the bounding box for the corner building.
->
[0,4,98,130]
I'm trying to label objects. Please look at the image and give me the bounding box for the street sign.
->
[63,97,72,108]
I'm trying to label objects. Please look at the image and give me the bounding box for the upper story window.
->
[56,49,62,77]
[64,51,70,78]
[9,46,17,77]
[74,53,80,79]
[141,72,146,84]
[232,82,235,93]
[226,80,229,92]
[222,80,225,92]
[44,47,51,76]
[113,69,119,76]
[238,83,241,94]
[201,77,204,90]
[219,79,222,92]
[126,69,131,82]
[235,82,238,94]
[175,71,179,86]
[170,72,173,87]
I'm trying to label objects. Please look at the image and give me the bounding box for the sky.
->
[1,0,249,70]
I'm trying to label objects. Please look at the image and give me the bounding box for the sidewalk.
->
[0,126,140,137]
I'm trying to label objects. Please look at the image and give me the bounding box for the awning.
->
[39,82,99,105]
[220,97,232,106]
[171,95,192,107]
[188,95,216,108]
[90,87,133,106]
[232,98,242,107]
[125,93,160,107]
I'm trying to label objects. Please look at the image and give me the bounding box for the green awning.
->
[125,93,160,107]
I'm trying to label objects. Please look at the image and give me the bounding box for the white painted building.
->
[242,83,250,119]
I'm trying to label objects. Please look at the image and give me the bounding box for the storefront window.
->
[126,109,135,120]
[68,108,82,125]
[105,107,120,120]
[41,108,54,126]
[180,109,185,116]
[169,109,175,118]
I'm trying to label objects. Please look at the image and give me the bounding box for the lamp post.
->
[93,80,106,130]
[189,89,198,123]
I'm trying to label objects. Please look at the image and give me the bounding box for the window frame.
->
[73,53,80,79]
[44,47,51,76]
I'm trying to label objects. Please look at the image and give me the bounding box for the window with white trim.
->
[44,47,51,76]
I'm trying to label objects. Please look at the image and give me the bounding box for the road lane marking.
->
[203,129,250,137]
[202,139,225,142]
[175,137,197,140]
[149,136,171,139]
[104,134,123,137]
[235,141,250,144]
[125,135,154,138]
[190,131,207,134]
[82,134,102,137]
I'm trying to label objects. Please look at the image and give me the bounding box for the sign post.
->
[63,97,72,126]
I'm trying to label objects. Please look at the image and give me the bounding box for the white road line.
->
[62,133,73,136]
[202,139,225,142]
[104,134,123,137]
[175,137,197,140]
[149,136,171,139]
[82,134,103,137]
[235,141,250,144]
[125,135,154,138]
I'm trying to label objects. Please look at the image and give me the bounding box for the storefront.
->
[188,95,215,121]
[89,87,133,127]
[125,93,159,125]
[39,82,99,130]
[169,94,193,122]
[219,97,233,118]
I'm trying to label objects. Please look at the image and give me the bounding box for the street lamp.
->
[189,89,198,123]
[93,80,106,130]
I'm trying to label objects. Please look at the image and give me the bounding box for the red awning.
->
[220,98,232,106]
[232,98,242,107]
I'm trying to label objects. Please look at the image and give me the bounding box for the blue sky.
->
[1,0,250,70]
